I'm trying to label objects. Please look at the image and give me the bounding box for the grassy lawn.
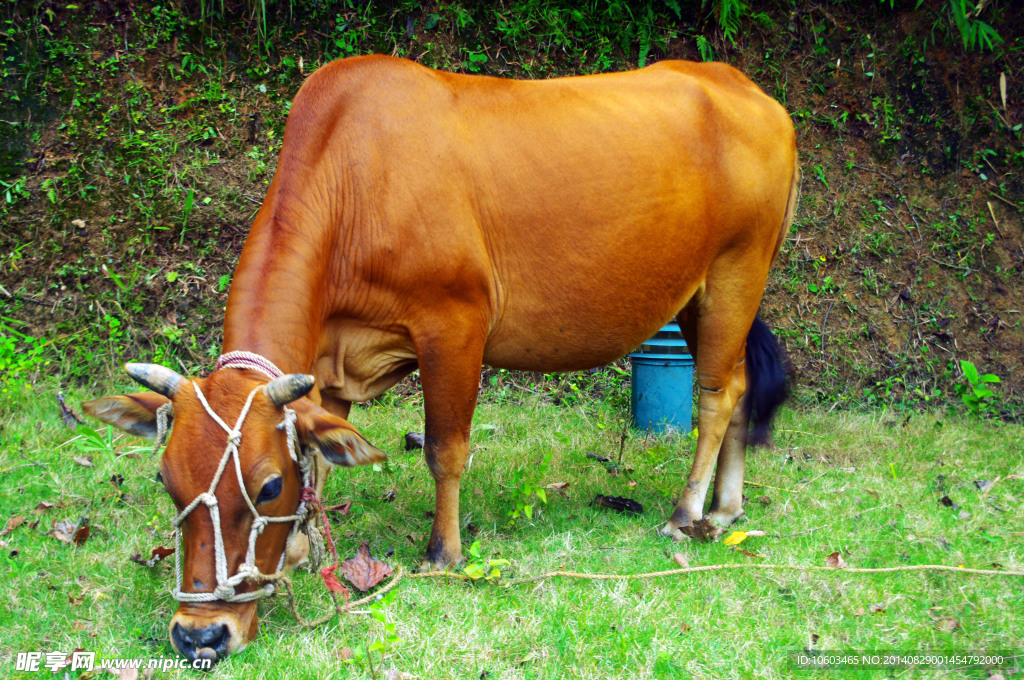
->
[1,383,1022,679]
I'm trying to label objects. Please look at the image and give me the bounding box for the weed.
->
[462,539,510,582]
[955,359,1001,416]
[506,448,553,527]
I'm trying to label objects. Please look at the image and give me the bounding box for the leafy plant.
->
[955,359,1000,416]
[947,0,1002,52]
[343,588,402,677]
[506,448,553,526]
[462,540,510,583]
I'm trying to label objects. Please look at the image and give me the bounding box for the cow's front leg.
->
[415,328,486,569]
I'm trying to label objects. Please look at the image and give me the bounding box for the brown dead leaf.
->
[130,546,175,568]
[73,456,95,467]
[336,647,354,661]
[544,482,570,490]
[679,518,724,542]
[680,622,691,632]
[745,530,767,537]
[34,501,54,515]
[0,515,25,537]
[339,542,394,591]
[382,489,397,502]
[869,603,885,614]
[58,392,84,428]
[936,617,960,632]
[672,553,690,568]
[854,607,865,617]
[825,551,848,569]
[115,668,139,680]
[737,548,765,559]
[326,501,352,516]
[51,518,90,546]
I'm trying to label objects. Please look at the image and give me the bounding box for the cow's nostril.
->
[171,622,197,660]
[194,623,231,657]
[172,622,231,662]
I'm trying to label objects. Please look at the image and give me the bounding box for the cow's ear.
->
[82,392,171,439]
[294,404,386,467]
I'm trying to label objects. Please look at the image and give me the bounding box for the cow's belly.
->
[483,266,703,372]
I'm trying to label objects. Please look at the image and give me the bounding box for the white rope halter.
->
[154,356,315,604]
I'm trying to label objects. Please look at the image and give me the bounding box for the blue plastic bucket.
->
[630,323,694,433]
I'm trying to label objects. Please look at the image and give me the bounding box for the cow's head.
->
[83,363,385,663]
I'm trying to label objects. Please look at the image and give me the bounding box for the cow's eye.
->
[256,476,282,504]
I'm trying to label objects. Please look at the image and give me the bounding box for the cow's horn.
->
[265,374,315,407]
[125,363,184,398]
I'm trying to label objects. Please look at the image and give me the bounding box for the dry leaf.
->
[869,603,885,614]
[936,617,960,632]
[130,546,175,568]
[672,553,690,568]
[745,530,766,537]
[382,489,397,502]
[51,518,90,546]
[0,515,25,537]
[336,647,354,661]
[73,456,95,467]
[404,432,425,450]
[115,668,139,680]
[723,531,747,546]
[57,393,84,428]
[825,551,848,569]
[339,542,394,591]
[854,607,865,616]
[679,518,723,542]
[590,494,643,514]
[544,482,570,490]
[327,501,352,516]
[737,548,765,559]
[34,501,55,515]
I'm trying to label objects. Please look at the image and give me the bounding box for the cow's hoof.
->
[707,508,746,527]
[657,523,688,542]
[417,557,462,574]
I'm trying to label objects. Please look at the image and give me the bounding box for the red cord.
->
[301,486,351,602]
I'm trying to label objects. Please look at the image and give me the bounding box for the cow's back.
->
[261,56,796,382]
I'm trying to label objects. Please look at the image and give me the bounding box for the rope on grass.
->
[268,561,1022,627]
[503,563,1024,585]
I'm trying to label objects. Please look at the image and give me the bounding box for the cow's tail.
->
[745,316,789,447]
[745,159,798,446]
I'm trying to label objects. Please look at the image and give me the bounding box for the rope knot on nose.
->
[214,584,236,600]
[252,517,268,534]
[227,430,242,447]
[199,492,218,507]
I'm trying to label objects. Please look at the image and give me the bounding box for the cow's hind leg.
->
[414,326,487,569]
[660,283,759,539]
[706,391,749,526]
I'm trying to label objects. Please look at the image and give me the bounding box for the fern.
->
[695,34,714,62]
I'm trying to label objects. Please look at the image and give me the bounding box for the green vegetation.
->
[1,387,1022,678]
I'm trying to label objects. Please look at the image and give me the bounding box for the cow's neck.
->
[221,190,336,375]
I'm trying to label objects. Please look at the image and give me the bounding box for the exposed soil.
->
[1,1,1022,414]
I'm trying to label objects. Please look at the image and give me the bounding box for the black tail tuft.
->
[745,315,790,447]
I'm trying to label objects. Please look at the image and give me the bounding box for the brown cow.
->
[84,54,797,661]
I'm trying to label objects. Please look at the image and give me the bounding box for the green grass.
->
[1,383,1022,679]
